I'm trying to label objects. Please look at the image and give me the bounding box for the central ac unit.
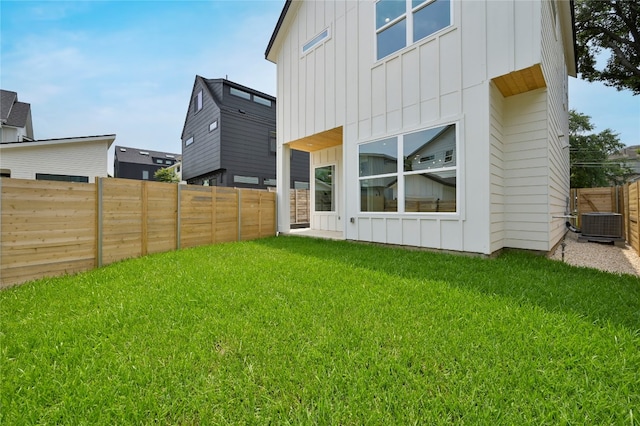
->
[580,212,623,238]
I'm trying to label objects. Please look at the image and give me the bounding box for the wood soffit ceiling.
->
[492,63,547,97]
[287,126,343,152]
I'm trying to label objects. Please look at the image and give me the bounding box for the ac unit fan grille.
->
[580,213,623,238]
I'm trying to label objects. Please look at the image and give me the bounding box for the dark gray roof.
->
[115,145,181,166]
[0,89,31,128]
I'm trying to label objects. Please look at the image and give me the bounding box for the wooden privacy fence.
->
[570,183,640,256]
[0,178,276,288]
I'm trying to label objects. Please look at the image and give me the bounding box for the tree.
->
[570,110,630,188]
[154,167,180,183]
[574,0,640,94]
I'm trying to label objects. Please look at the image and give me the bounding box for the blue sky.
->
[1,0,639,175]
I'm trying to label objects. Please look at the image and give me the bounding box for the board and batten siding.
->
[0,141,109,183]
[273,0,571,254]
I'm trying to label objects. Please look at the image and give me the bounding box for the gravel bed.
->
[548,232,640,277]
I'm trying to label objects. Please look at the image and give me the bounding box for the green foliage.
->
[153,167,179,183]
[570,110,630,187]
[575,0,640,94]
[2,237,638,424]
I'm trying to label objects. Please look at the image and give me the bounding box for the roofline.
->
[114,145,181,158]
[0,134,116,149]
[265,0,293,63]
[559,0,578,77]
[205,77,276,100]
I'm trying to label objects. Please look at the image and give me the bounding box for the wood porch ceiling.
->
[492,64,546,97]
[287,126,343,152]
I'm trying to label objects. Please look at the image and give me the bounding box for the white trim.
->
[374,0,454,61]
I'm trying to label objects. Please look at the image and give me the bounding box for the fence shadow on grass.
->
[253,236,640,332]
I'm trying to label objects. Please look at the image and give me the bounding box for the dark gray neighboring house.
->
[181,76,309,189]
[114,145,181,181]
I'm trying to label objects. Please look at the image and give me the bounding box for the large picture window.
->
[359,123,457,213]
[376,0,451,60]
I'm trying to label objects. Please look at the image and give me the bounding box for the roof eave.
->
[265,0,295,63]
[559,0,578,77]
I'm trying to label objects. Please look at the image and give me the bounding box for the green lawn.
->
[1,236,638,424]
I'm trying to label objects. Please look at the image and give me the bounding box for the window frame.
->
[358,122,459,215]
[375,0,453,61]
[230,87,251,100]
[194,90,203,113]
[184,136,194,147]
[301,26,331,56]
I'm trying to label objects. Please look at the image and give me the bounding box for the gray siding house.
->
[114,146,181,181]
[181,76,309,189]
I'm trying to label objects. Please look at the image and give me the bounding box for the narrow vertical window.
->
[315,165,335,212]
[194,90,203,113]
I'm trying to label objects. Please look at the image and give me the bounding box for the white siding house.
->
[0,135,116,183]
[266,0,576,255]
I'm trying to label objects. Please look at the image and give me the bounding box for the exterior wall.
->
[272,0,570,254]
[502,88,550,251]
[0,141,110,183]
[182,80,222,181]
[114,161,168,181]
[489,82,505,253]
[541,0,571,249]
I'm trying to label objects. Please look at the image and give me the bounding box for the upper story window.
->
[253,95,272,107]
[230,87,251,100]
[302,27,330,55]
[194,90,203,113]
[185,136,194,147]
[376,0,451,60]
[209,120,218,132]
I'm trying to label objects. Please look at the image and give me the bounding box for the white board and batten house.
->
[266,0,577,255]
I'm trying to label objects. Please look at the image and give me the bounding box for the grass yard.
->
[1,236,639,424]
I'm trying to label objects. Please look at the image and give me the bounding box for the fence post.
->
[96,178,103,268]
[141,181,148,257]
[176,184,182,250]
[237,189,242,241]
[211,186,217,244]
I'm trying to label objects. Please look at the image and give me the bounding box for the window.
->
[142,170,149,180]
[359,137,398,212]
[185,136,194,147]
[302,28,330,54]
[209,120,218,132]
[155,158,164,164]
[376,0,451,60]
[234,175,259,185]
[359,123,457,213]
[269,131,277,154]
[36,173,88,183]
[315,165,335,212]
[253,96,272,107]
[165,160,173,165]
[264,178,277,186]
[194,90,203,113]
[230,87,250,100]
[0,169,10,178]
